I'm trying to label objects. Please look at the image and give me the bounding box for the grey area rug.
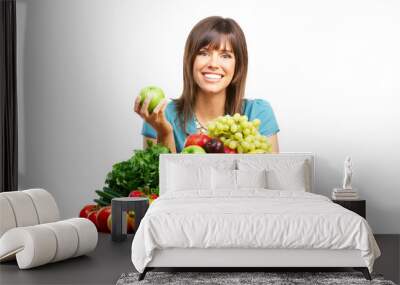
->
[116,271,396,285]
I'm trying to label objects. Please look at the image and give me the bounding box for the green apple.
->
[139,86,165,113]
[181,145,206,154]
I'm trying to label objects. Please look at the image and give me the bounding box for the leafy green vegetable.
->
[94,141,170,206]
[94,198,109,207]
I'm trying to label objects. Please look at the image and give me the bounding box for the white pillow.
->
[212,168,237,191]
[266,162,308,191]
[167,162,212,192]
[211,168,268,190]
[236,169,268,189]
[237,159,310,192]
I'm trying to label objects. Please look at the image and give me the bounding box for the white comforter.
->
[131,189,380,273]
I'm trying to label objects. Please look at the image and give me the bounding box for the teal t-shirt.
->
[141,98,279,153]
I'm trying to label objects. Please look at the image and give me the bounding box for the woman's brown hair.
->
[174,16,248,135]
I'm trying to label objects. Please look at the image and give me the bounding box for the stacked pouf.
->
[0,189,98,269]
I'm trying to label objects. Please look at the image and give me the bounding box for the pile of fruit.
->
[79,141,169,233]
[79,204,136,233]
[182,114,272,154]
[79,189,157,233]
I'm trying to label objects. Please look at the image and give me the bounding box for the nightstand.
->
[332,199,366,219]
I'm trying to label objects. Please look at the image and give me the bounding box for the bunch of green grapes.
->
[206,113,272,153]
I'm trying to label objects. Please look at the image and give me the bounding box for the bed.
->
[131,153,381,281]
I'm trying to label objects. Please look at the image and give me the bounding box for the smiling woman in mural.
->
[134,16,280,153]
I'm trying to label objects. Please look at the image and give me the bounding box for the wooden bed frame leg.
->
[138,268,148,281]
[354,267,372,280]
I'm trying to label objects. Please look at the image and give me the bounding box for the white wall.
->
[17,0,400,233]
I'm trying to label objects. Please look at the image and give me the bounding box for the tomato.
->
[97,206,112,233]
[129,190,145,197]
[79,204,97,218]
[87,210,99,231]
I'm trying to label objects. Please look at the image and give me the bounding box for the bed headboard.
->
[159,153,315,196]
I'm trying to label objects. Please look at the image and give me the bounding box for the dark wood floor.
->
[0,234,398,285]
[0,234,135,285]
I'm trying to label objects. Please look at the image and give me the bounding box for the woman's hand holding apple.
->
[133,87,172,136]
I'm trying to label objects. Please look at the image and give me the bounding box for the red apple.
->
[97,206,112,233]
[87,210,99,231]
[126,210,136,233]
[150,194,159,200]
[184,134,211,148]
[129,190,145,197]
[79,204,97,218]
[223,146,237,154]
[148,193,159,205]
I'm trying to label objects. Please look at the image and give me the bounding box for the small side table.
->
[332,199,366,219]
[111,197,149,242]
